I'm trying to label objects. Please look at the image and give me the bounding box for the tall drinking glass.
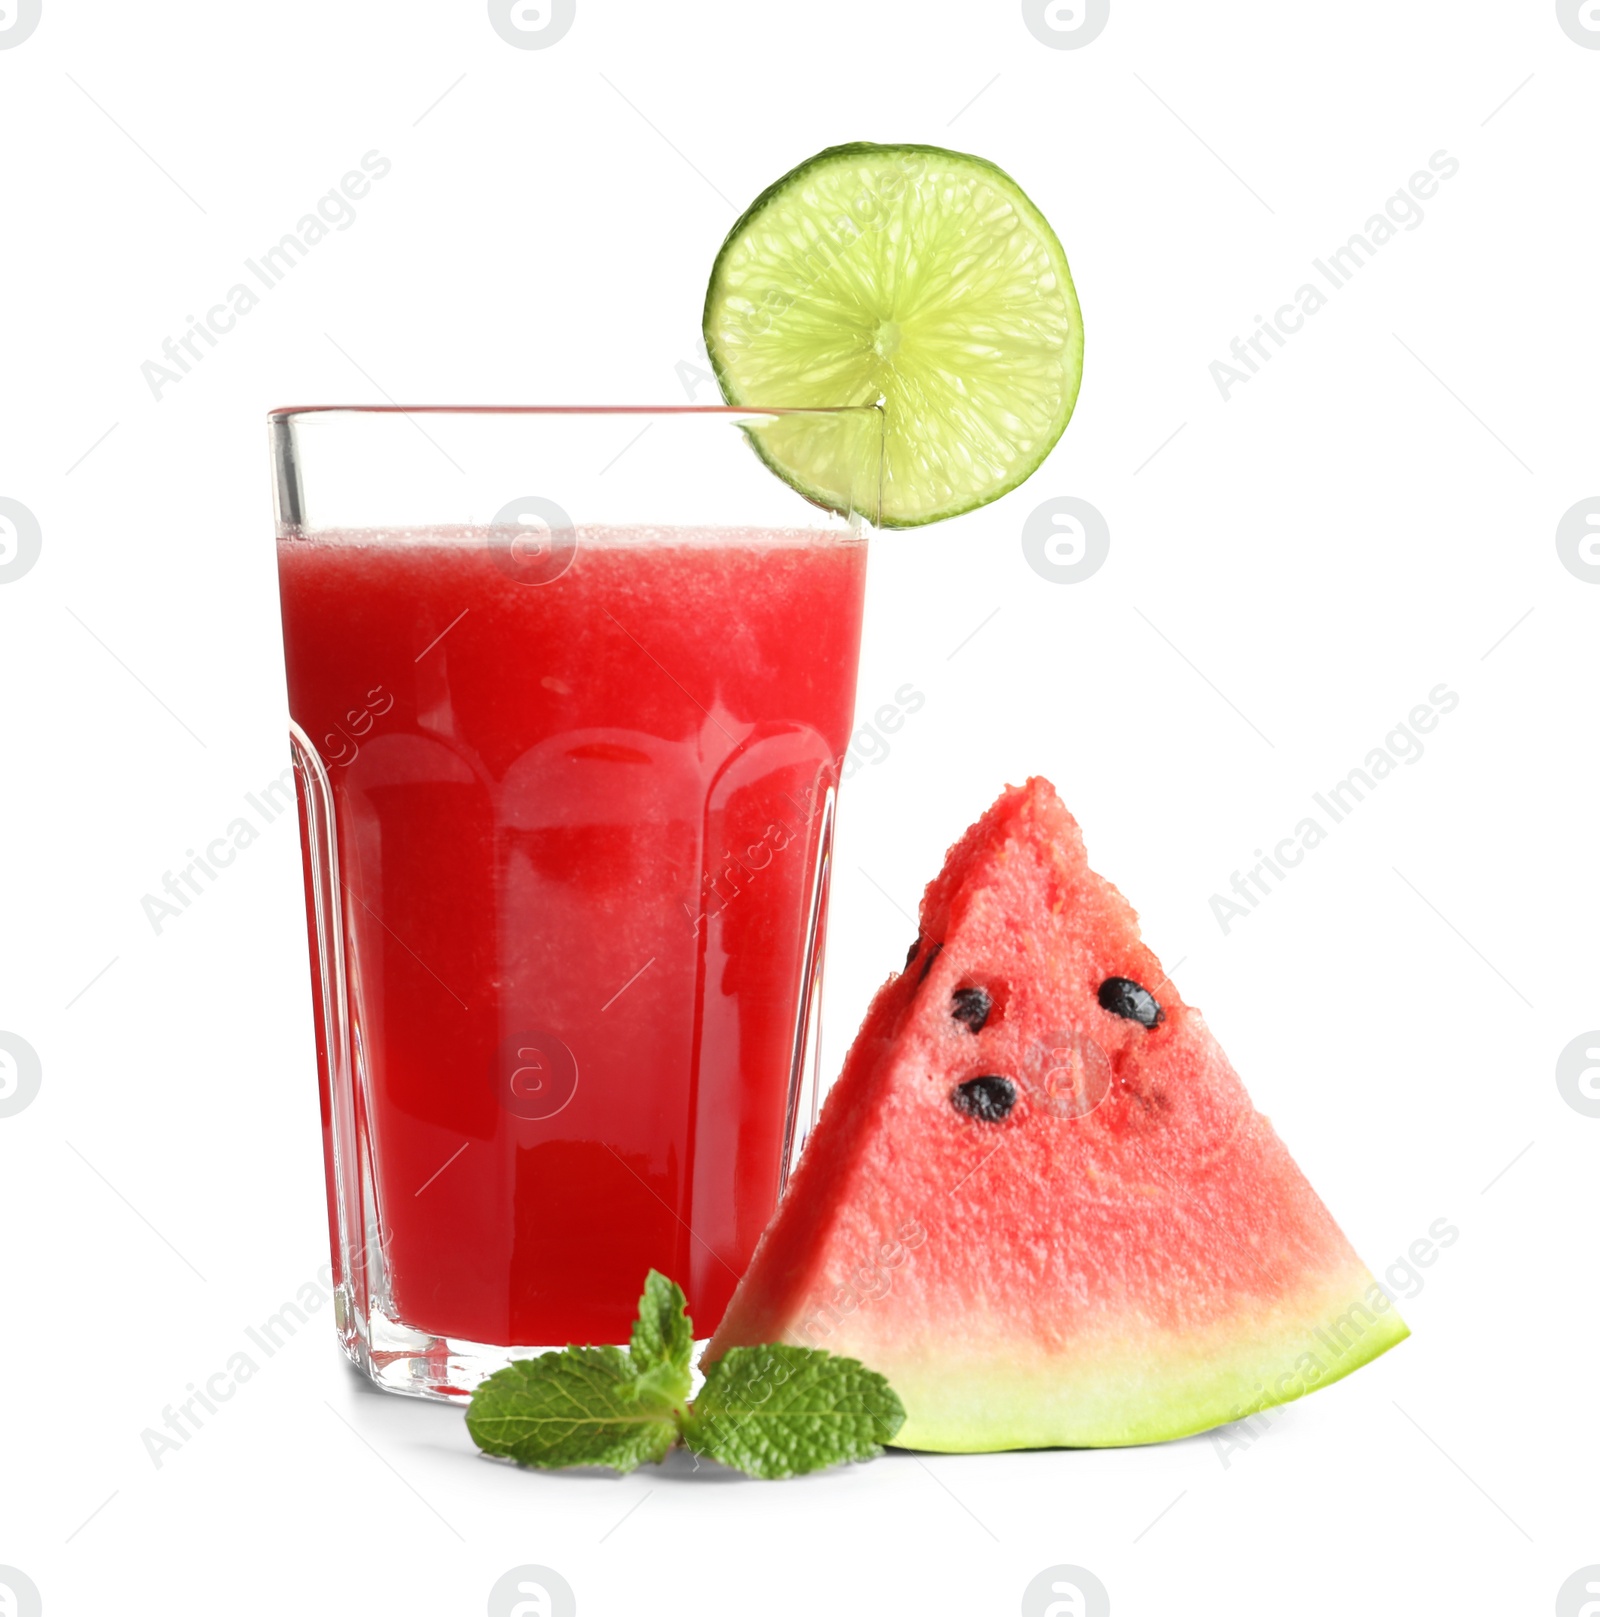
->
[269,406,882,1398]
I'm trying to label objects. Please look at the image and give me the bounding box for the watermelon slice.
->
[708,779,1407,1450]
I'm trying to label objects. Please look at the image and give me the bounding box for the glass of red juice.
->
[268,405,882,1398]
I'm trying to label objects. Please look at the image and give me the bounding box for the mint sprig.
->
[685,1345,904,1478]
[464,1271,904,1479]
[464,1345,680,1472]
[627,1268,695,1407]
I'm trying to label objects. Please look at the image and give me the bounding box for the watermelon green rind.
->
[800,1254,1408,1454]
[708,778,1407,1451]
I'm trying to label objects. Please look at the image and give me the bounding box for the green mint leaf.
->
[628,1269,695,1404]
[465,1346,677,1474]
[683,1345,906,1479]
[462,1276,907,1481]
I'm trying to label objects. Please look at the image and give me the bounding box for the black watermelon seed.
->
[904,936,921,968]
[950,986,992,1033]
[918,942,943,982]
[1098,976,1164,1028]
[951,1075,1016,1122]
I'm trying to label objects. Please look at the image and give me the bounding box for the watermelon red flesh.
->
[708,778,1406,1450]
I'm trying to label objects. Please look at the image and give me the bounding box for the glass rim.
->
[267,403,885,424]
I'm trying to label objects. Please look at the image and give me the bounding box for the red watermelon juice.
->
[276,526,867,1370]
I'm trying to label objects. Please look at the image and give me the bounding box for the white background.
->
[2,2,1596,1613]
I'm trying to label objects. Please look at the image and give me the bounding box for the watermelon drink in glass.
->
[269,405,881,1398]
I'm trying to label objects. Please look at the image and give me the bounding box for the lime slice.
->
[703,142,1083,528]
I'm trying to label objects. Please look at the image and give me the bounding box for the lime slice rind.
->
[740,407,885,528]
[704,142,1083,528]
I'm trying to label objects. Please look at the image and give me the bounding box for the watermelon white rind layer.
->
[708,778,1408,1452]
[810,1243,1407,1453]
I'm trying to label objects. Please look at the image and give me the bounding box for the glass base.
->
[336,1290,710,1401]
